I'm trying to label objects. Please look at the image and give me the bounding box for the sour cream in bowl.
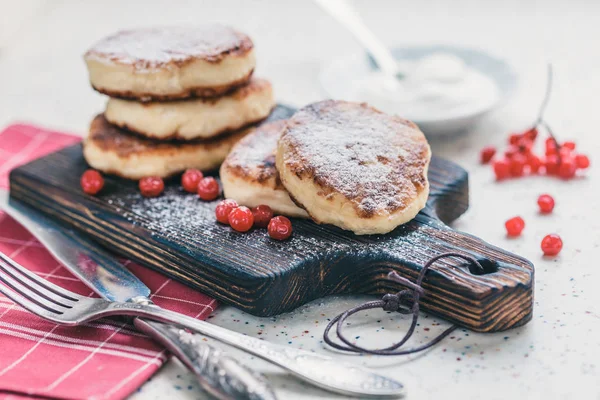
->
[319,45,517,135]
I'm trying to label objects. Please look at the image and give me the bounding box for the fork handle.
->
[134,318,276,400]
[102,303,405,398]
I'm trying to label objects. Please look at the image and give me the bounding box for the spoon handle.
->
[103,302,406,398]
[135,319,277,400]
[313,0,398,75]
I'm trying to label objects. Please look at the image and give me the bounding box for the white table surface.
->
[1,1,599,399]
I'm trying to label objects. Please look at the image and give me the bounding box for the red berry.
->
[197,177,220,201]
[545,143,559,157]
[523,127,538,141]
[537,194,555,214]
[181,169,204,193]
[509,134,521,145]
[268,216,293,240]
[527,154,543,174]
[541,234,562,256]
[228,206,254,232]
[545,148,557,157]
[544,155,560,175]
[139,176,164,198]
[545,137,559,152]
[558,157,576,179]
[480,146,496,164]
[504,145,519,159]
[509,154,527,177]
[575,154,590,169]
[215,199,238,224]
[80,170,104,195]
[493,159,511,180]
[562,141,576,151]
[505,216,525,237]
[517,138,533,153]
[559,145,573,158]
[252,205,274,228]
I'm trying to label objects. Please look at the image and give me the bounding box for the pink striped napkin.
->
[0,124,218,400]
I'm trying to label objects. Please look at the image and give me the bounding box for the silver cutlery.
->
[0,191,275,400]
[0,255,274,400]
[126,320,276,400]
[0,192,405,398]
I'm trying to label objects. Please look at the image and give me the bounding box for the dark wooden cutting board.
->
[9,105,533,332]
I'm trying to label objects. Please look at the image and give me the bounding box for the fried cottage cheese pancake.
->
[276,100,431,235]
[105,78,275,140]
[83,114,250,179]
[84,25,255,101]
[220,120,309,218]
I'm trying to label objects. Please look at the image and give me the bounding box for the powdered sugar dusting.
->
[85,25,252,67]
[226,120,287,171]
[103,184,365,276]
[222,119,288,187]
[279,100,431,218]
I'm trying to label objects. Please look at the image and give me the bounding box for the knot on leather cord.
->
[381,293,400,312]
[323,252,484,356]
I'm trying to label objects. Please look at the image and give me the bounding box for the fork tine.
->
[0,275,65,319]
[0,252,81,302]
[0,270,66,314]
[0,257,74,312]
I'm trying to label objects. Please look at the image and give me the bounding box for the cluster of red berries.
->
[481,127,590,180]
[488,67,586,257]
[504,194,562,256]
[80,168,293,240]
[215,200,293,240]
[482,66,589,181]
[81,168,218,199]
[137,169,221,199]
[180,169,221,200]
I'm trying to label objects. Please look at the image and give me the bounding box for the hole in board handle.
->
[463,257,500,275]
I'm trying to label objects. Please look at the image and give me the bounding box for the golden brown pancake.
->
[83,114,250,179]
[220,120,309,218]
[276,100,431,235]
[84,25,255,101]
[105,78,275,140]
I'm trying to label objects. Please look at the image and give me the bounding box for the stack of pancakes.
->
[82,25,275,180]
[221,100,431,235]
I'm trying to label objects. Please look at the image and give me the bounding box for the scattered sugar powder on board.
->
[104,180,447,276]
[108,187,353,260]
[111,189,218,238]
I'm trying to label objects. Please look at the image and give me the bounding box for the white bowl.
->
[318,45,518,136]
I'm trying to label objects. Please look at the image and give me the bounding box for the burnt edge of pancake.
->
[85,27,254,68]
[279,100,430,219]
[222,120,288,188]
[92,69,255,102]
[87,114,252,158]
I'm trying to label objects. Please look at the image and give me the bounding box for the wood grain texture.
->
[8,105,533,332]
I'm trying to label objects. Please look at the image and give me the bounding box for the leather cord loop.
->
[323,253,484,356]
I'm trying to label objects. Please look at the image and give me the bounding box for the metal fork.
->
[0,252,405,398]
[0,252,277,400]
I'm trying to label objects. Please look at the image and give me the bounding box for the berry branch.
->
[535,64,553,125]
[535,64,561,162]
[479,64,590,180]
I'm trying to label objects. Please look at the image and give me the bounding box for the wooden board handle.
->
[350,154,533,332]
[334,213,534,332]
